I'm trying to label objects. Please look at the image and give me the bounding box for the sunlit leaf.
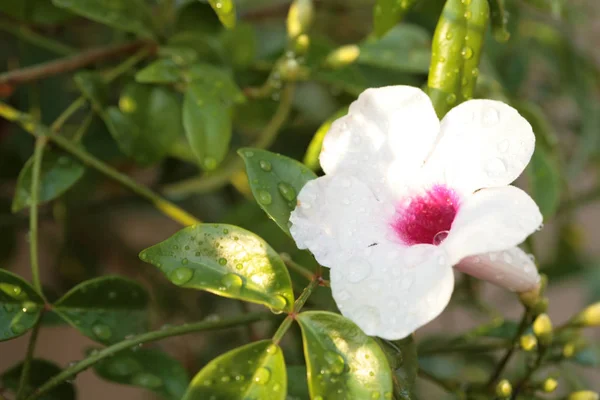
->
[0,269,44,341]
[372,0,418,38]
[239,149,317,236]
[135,59,182,84]
[139,224,294,312]
[1,359,75,400]
[297,311,393,399]
[183,340,285,400]
[303,108,348,171]
[53,276,149,344]
[51,0,154,36]
[12,150,85,212]
[104,83,184,166]
[94,348,189,400]
[207,0,236,29]
[527,146,562,219]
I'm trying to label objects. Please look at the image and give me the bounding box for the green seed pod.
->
[427,0,489,117]
[568,391,600,400]
[287,0,314,40]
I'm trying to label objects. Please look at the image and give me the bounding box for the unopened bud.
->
[287,0,314,39]
[533,313,553,346]
[520,334,537,351]
[568,390,599,400]
[563,342,576,358]
[519,283,541,308]
[324,45,361,69]
[496,379,512,398]
[571,302,600,327]
[533,297,549,315]
[542,377,558,393]
[294,34,310,55]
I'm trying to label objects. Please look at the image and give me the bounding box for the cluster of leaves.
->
[0,0,599,399]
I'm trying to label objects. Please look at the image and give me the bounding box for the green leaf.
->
[378,336,417,399]
[304,108,348,171]
[94,348,189,400]
[74,71,108,110]
[53,276,149,344]
[360,25,430,73]
[207,0,236,29]
[183,340,286,400]
[51,0,154,36]
[221,23,257,68]
[0,269,44,341]
[139,224,294,312]
[238,148,317,236]
[182,63,244,171]
[373,0,418,38]
[297,311,394,399]
[104,83,184,166]
[135,59,183,84]
[1,359,75,400]
[527,146,562,219]
[12,150,85,212]
[287,366,310,400]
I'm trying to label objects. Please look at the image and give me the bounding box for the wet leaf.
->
[0,269,44,341]
[297,311,393,399]
[303,108,348,171]
[373,0,419,38]
[183,340,285,400]
[139,224,294,312]
[207,0,236,29]
[53,276,150,344]
[1,359,75,400]
[239,148,317,236]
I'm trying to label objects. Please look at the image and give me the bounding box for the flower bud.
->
[294,34,310,55]
[519,283,541,309]
[519,334,537,351]
[533,297,549,315]
[496,379,512,398]
[533,313,553,346]
[571,302,600,327]
[324,45,361,69]
[563,342,576,358]
[568,391,599,400]
[542,377,558,393]
[287,0,314,39]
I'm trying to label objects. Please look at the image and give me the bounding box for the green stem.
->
[280,253,315,282]
[0,20,75,56]
[511,348,546,399]
[16,316,43,400]
[72,111,94,143]
[29,136,48,297]
[163,84,296,198]
[50,97,86,133]
[272,278,319,344]
[25,312,271,400]
[0,102,200,227]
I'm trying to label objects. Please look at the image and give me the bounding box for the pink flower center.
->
[391,185,460,246]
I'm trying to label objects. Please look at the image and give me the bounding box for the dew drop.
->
[446,93,457,105]
[218,257,227,266]
[433,230,449,245]
[131,372,163,388]
[258,190,272,205]
[445,32,453,40]
[221,273,243,292]
[266,344,278,354]
[259,160,272,171]
[270,295,288,312]
[253,367,271,384]
[92,324,112,341]
[461,46,473,59]
[484,158,507,177]
[277,183,296,201]
[181,258,189,265]
[170,267,194,285]
[324,351,345,375]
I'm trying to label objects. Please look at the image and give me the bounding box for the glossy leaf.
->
[51,0,154,36]
[373,0,418,38]
[12,150,85,212]
[378,336,417,399]
[427,0,490,117]
[135,59,183,84]
[287,366,310,400]
[528,146,561,219]
[139,224,294,312]
[1,359,75,400]
[0,269,44,341]
[53,276,150,344]
[239,148,317,236]
[297,311,394,399]
[359,25,431,73]
[207,0,236,29]
[104,83,184,166]
[183,340,286,400]
[182,63,244,171]
[94,348,189,400]
[304,108,348,171]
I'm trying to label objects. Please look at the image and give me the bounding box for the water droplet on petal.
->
[170,267,194,285]
[433,230,449,245]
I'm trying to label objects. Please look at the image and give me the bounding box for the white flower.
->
[290,86,543,340]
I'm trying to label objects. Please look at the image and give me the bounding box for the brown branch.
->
[0,39,155,86]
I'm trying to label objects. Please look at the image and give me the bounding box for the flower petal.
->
[455,247,541,292]
[425,100,535,195]
[319,86,439,199]
[442,186,542,265]
[330,241,454,340]
[289,174,388,267]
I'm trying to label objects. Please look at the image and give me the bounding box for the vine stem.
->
[0,19,76,56]
[24,312,272,400]
[163,84,296,198]
[28,136,48,297]
[272,278,319,344]
[511,348,546,398]
[16,315,43,400]
[0,102,199,227]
